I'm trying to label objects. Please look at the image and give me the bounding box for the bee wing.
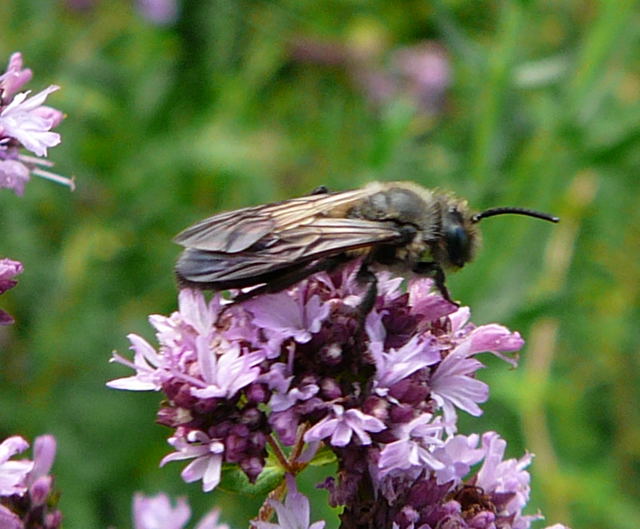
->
[173,188,371,253]
[176,217,406,284]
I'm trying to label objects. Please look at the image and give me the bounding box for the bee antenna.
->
[472,207,559,224]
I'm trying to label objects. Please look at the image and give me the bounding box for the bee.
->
[174,181,558,313]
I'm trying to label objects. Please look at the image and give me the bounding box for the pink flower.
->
[0,53,33,100]
[133,493,191,529]
[0,258,23,325]
[252,475,325,529]
[378,414,446,475]
[107,333,171,391]
[132,493,230,529]
[0,86,62,156]
[161,431,225,492]
[304,405,386,447]
[0,436,32,496]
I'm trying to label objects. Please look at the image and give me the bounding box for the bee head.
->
[437,203,559,270]
[439,203,479,269]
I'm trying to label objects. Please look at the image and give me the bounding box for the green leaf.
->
[308,445,337,467]
[218,462,285,497]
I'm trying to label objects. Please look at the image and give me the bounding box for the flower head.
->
[0,86,61,157]
[112,261,526,505]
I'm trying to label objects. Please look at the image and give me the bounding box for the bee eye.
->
[445,225,470,267]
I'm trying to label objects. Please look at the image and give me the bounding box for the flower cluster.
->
[0,435,61,529]
[0,258,23,325]
[109,261,568,528]
[0,52,71,195]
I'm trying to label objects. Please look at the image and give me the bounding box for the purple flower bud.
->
[270,409,300,446]
[224,434,248,463]
[240,457,264,483]
[240,406,263,428]
[0,53,32,100]
[245,383,269,403]
[319,377,342,400]
[361,396,389,422]
[29,475,52,507]
[0,258,23,324]
[44,510,63,529]
[156,407,192,428]
[28,435,56,486]
[389,404,416,424]
[248,431,267,453]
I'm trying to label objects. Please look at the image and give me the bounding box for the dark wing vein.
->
[173,188,370,252]
[175,217,405,284]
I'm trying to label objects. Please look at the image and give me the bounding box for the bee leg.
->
[412,262,458,306]
[355,262,378,319]
[310,185,330,195]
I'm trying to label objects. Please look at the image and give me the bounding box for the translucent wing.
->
[173,188,371,253]
[175,216,406,285]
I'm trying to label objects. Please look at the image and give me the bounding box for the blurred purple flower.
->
[0,85,61,157]
[391,42,450,114]
[133,492,230,529]
[0,435,61,529]
[134,493,191,529]
[0,53,32,100]
[0,505,22,529]
[0,160,30,196]
[0,436,32,496]
[252,475,325,529]
[0,258,23,325]
[136,0,179,25]
[290,37,451,116]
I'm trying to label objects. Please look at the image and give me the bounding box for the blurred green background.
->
[1,0,639,527]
